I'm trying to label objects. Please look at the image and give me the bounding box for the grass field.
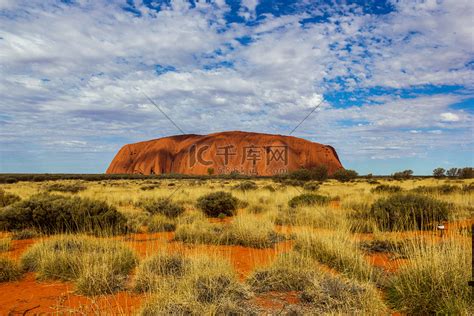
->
[0,177,472,314]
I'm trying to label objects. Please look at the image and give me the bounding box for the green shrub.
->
[0,189,20,207]
[332,169,358,182]
[371,184,402,193]
[196,192,239,217]
[288,193,330,208]
[303,181,320,191]
[147,214,176,232]
[45,182,86,193]
[0,193,128,234]
[288,169,313,181]
[232,181,257,191]
[0,257,22,282]
[140,198,185,218]
[370,193,450,231]
[21,235,137,295]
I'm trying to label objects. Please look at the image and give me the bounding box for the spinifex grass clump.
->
[275,205,344,229]
[0,193,128,235]
[196,191,239,217]
[174,215,282,248]
[370,193,450,231]
[139,255,251,315]
[288,193,330,208]
[45,182,87,193]
[387,237,473,314]
[0,257,22,282]
[0,237,11,252]
[21,235,137,295]
[247,252,317,292]
[134,253,189,292]
[138,198,185,218]
[300,273,386,314]
[371,184,402,193]
[0,188,20,207]
[247,252,386,314]
[294,230,375,282]
[147,214,176,232]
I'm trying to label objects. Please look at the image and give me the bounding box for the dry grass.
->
[0,177,472,314]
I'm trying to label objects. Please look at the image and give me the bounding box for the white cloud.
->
[0,0,472,171]
[440,112,460,122]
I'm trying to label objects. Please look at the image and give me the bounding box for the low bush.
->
[232,181,257,191]
[288,193,330,208]
[303,181,320,191]
[332,169,358,182]
[139,198,185,218]
[0,257,22,282]
[21,235,137,295]
[147,214,176,232]
[0,189,21,207]
[45,182,86,193]
[370,193,450,231]
[196,191,239,217]
[371,184,402,194]
[0,194,128,234]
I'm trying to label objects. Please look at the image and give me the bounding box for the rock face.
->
[106,131,343,176]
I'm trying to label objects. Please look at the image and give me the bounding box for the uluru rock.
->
[106,131,343,176]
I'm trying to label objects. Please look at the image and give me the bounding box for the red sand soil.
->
[0,232,292,314]
[0,273,143,315]
[366,253,407,273]
[1,217,468,314]
[121,232,293,279]
[251,291,300,311]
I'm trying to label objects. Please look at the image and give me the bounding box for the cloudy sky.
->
[0,0,472,175]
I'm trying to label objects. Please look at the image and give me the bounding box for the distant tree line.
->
[432,167,473,179]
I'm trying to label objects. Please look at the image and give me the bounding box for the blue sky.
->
[0,0,473,175]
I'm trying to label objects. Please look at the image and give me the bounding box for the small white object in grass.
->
[437,224,445,230]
